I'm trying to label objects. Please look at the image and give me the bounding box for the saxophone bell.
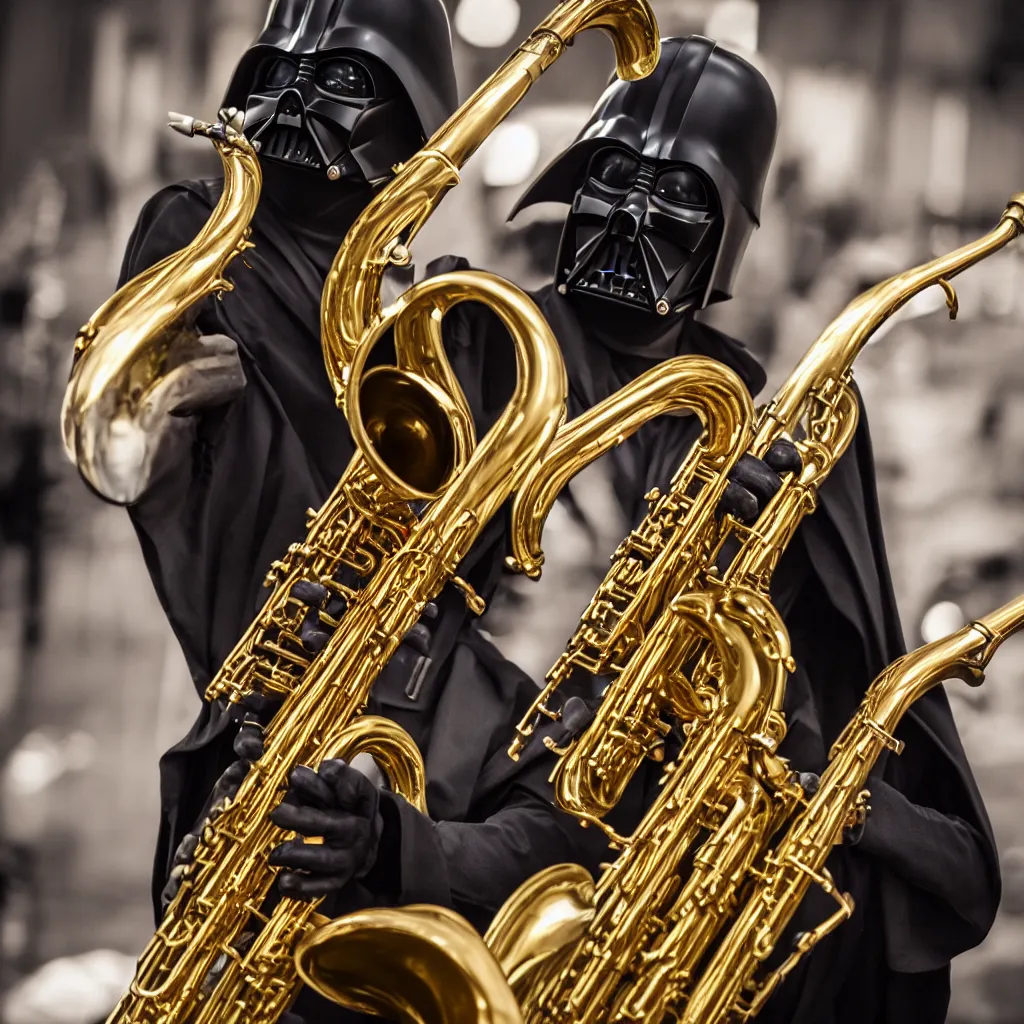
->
[321,0,662,503]
[76,2,662,1022]
[357,366,464,499]
[296,906,525,1024]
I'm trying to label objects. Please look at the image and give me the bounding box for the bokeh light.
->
[482,123,541,189]
[454,0,521,50]
[921,600,966,643]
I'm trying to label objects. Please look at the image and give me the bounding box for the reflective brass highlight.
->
[297,906,526,1024]
[507,355,754,580]
[61,116,260,503]
[484,863,597,993]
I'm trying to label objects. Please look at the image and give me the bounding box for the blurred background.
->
[0,0,1023,1020]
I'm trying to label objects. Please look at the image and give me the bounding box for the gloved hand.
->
[268,759,385,900]
[718,439,803,525]
[160,691,281,912]
[294,579,439,701]
[160,583,435,912]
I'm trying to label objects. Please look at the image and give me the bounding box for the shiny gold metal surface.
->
[296,906,526,1024]
[460,196,1024,1024]
[90,4,661,1024]
[681,592,1024,1024]
[506,356,754,581]
[484,863,597,993]
[320,0,660,500]
[61,115,260,503]
[500,587,799,1024]
[104,272,565,1024]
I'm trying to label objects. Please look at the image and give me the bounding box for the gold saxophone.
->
[680,591,1024,1024]
[296,197,1024,1024]
[62,5,665,1024]
[61,115,260,504]
[506,197,1024,1023]
[487,196,1024,1024]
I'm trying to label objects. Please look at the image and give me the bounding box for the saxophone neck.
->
[854,592,1024,747]
[321,0,660,402]
[62,117,261,504]
[766,193,1024,437]
[508,355,753,578]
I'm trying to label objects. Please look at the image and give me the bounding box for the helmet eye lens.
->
[263,58,298,89]
[315,58,374,99]
[654,168,708,208]
[591,149,641,191]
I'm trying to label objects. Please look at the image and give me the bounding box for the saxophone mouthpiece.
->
[168,112,197,137]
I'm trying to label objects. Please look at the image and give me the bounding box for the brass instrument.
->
[64,4,664,1024]
[61,115,260,504]
[485,196,1024,1023]
[681,592,1024,1024]
[485,196,1024,1024]
[111,268,566,1024]
[295,197,1024,1024]
[510,194,1024,809]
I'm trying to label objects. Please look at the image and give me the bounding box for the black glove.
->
[160,692,281,912]
[294,579,436,660]
[268,759,385,900]
[160,587,434,912]
[718,439,803,525]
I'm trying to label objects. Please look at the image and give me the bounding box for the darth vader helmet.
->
[223,0,458,185]
[512,36,778,316]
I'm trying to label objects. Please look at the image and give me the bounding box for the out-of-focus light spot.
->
[6,733,63,797]
[482,123,541,188]
[706,0,760,54]
[3,730,98,799]
[454,0,521,50]
[28,268,66,322]
[921,601,965,643]
[926,93,969,218]
[3,949,137,1024]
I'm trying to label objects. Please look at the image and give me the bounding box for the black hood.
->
[512,36,777,308]
[223,0,458,184]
